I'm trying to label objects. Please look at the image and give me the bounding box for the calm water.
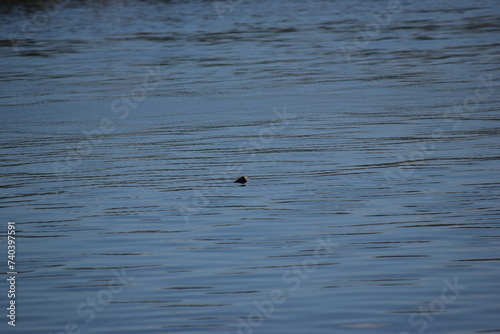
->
[1,0,500,333]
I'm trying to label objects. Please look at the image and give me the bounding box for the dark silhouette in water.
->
[234,176,249,185]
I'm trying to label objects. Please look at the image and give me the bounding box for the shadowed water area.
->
[0,0,499,333]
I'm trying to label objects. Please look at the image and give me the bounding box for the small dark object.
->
[234,176,249,184]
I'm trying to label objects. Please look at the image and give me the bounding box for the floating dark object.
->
[234,176,249,184]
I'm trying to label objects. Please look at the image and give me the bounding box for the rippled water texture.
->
[1,0,500,333]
